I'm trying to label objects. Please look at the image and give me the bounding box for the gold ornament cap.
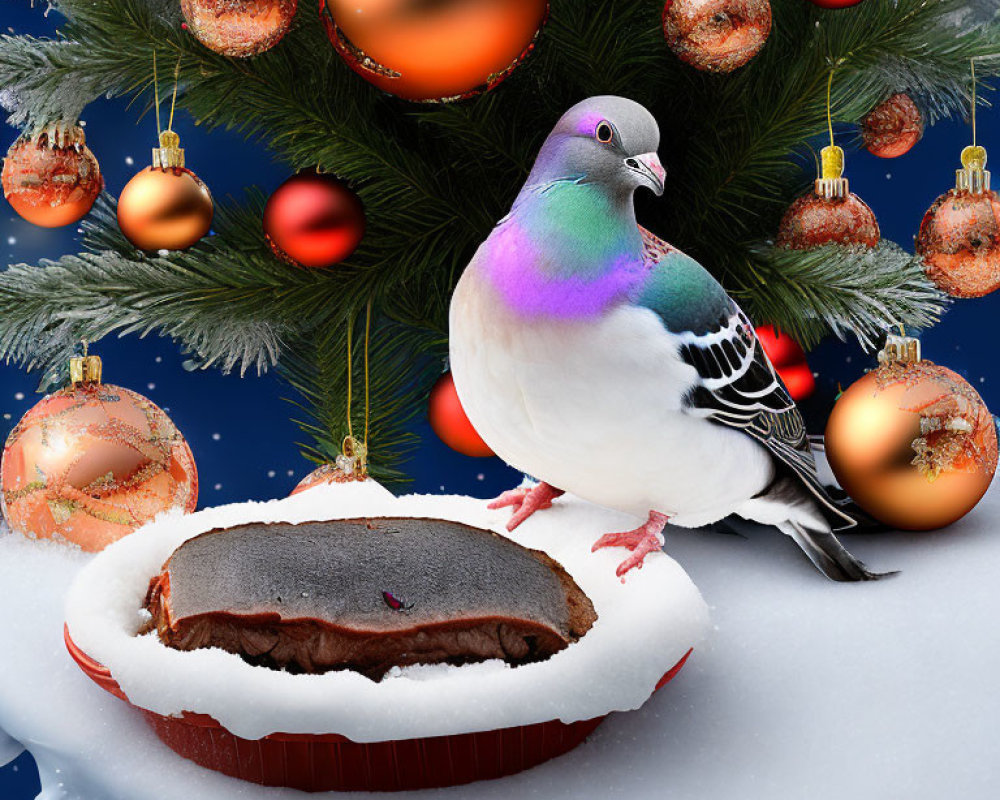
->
[815,145,849,200]
[877,332,921,366]
[956,145,990,193]
[69,353,103,386]
[152,130,185,169]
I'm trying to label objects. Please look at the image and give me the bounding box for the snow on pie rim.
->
[65,481,709,745]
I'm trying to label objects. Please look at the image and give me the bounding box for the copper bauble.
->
[662,0,771,74]
[118,166,214,251]
[826,343,997,531]
[429,372,494,458]
[916,187,1000,298]
[1,126,102,228]
[182,0,297,57]
[776,191,880,249]
[320,0,548,101]
[263,171,365,267]
[1,356,198,552]
[862,93,923,159]
[290,463,393,496]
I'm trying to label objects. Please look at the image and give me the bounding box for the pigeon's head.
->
[528,96,665,198]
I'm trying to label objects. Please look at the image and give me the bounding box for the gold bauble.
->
[1,355,198,552]
[117,166,213,251]
[826,343,997,531]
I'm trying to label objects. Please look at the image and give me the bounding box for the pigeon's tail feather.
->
[778,520,896,582]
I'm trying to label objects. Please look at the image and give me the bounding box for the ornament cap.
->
[815,145,848,199]
[152,130,185,169]
[68,354,103,386]
[877,333,921,366]
[956,145,990,193]
[33,123,86,150]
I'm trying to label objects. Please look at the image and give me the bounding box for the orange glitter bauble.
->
[826,351,997,531]
[117,166,214,251]
[1,126,103,228]
[181,0,298,57]
[916,187,1000,298]
[290,464,366,495]
[428,372,494,458]
[862,93,923,159]
[320,0,548,101]
[1,357,198,552]
[662,0,771,74]
[776,191,880,249]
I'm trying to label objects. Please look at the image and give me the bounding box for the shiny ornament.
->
[662,0,771,74]
[263,171,365,268]
[862,93,923,159]
[320,0,548,101]
[1,125,102,228]
[181,0,297,57]
[776,145,879,249]
[1,353,198,552]
[428,371,494,458]
[118,131,213,251]
[916,145,1000,298]
[756,325,814,401]
[290,463,393,498]
[825,334,997,531]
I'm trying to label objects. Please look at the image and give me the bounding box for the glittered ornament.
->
[290,462,394,498]
[662,0,771,74]
[118,130,214,251]
[755,325,814,401]
[429,371,494,458]
[181,0,297,57]
[263,171,365,268]
[1,125,103,228]
[1,352,198,552]
[862,93,923,159]
[776,145,879,249]
[825,334,997,531]
[320,0,548,101]
[916,145,1000,298]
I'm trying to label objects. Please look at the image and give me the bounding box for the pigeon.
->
[449,95,889,582]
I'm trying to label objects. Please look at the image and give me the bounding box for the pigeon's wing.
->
[636,227,854,530]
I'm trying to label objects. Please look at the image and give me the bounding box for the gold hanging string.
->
[153,51,162,138]
[971,58,978,147]
[826,68,835,149]
[364,297,372,452]
[167,57,181,133]
[345,313,355,443]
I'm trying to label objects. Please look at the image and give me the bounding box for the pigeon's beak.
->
[627,152,666,196]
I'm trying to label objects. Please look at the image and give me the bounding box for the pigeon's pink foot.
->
[592,511,669,580]
[488,482,564,531]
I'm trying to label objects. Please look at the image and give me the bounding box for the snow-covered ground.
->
[1,483,999,800]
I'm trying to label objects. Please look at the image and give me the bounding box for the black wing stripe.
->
[681,308,854,530]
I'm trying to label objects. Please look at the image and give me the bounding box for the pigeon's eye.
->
[596,121,614,143]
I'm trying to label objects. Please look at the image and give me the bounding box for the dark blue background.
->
[2,1,999,796]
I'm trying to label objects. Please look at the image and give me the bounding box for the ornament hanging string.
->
[152,52,182,138]
[826,67,835,149]
[971,58,978,148]
[343,299,373,476]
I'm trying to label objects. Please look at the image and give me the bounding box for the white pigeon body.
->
[451,264,782,529]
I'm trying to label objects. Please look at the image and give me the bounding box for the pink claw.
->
[592,511,669,580]
[488,482,564,531]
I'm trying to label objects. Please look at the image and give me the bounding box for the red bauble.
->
[806,0,864,8]
[181,0,297,57]
[662,0,771,74]
[776,191,880,249]
[428,372,494,458]
[2,126,103,228]
[755,325,814,401]
[320,0,548,102]
[862,93,923,159]
[263,171,365,268]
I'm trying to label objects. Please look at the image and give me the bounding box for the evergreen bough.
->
[1,0,998,478]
